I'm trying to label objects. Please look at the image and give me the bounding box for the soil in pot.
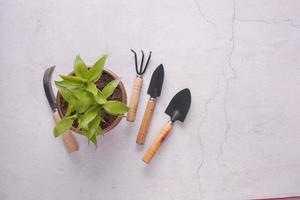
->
[59,71,123,130]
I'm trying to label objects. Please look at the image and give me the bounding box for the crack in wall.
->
[216,4,300,161]
[217,0,237,161]
[194,0,218,38]
[235,18,300,29]
[196,84,220,200]
[193,0,238,197]
[193,0,300,198]
[227,0,238,80]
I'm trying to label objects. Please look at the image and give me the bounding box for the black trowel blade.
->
[147,64,164,98]
[165,88,191,122]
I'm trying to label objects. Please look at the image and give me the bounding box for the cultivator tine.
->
[142,51,151,74]
[131,49,139,75]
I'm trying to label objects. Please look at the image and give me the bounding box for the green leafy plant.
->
[53,55,129,146]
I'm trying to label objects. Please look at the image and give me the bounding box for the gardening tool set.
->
[43,50,191,163]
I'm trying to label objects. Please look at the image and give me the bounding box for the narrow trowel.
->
[136,64,164,145]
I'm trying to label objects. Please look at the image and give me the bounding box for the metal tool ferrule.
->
[149,97,156,101]
[136,74,143,78]
[168,120,174,125]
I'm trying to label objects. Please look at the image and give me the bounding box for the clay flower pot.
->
[56,68,127,134]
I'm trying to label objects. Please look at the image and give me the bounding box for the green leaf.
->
[95,91,107,104]
[53,117,74,137]
[89,134,98,147]
[80,106,99,129]
[100,117,106,123]
[102,79,120,98]
[88,54,108,82]
[89,114,101,137]
[55,82,76,103]
[76,114,86,130]
[55,80,83,90]
[74,102,90,113]
[85,129,94,140]
[73,89,95,108]
[68,88,96,113]
[65,100,75,116]
[103,100,129,116]
[60,75,86,83]
[74,55,89,79]
[81,128,97,147]
[96,127,104,136]
[85,82,98,96]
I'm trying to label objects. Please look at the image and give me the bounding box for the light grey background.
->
[0,0,300,199]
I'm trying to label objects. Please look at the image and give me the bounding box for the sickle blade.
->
[43,66,57,112]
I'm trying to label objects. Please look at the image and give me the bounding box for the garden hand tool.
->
[143,88,191,164]
[126,49,152,122]
[43,66,79,153]
[136,64,164,145]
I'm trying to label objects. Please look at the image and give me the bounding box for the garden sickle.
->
[43,66,79,153]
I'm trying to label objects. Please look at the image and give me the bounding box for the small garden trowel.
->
[43,66,79,153]
[136,64,164,145]
[143,88,191,164]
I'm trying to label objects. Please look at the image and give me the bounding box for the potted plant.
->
[53,54,128,146]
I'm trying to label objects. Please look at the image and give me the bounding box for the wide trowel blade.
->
[165,88,191,122]
[147,64,164,98]
[43,66,57,112]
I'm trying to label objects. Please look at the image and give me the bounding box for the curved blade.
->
[165,88,191,122]
[43,66,57,112]
[147,64,164,98]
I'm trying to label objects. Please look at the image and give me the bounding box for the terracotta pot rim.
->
[56,68,127,134]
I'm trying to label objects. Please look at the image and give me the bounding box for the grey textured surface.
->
[0,0,300,199]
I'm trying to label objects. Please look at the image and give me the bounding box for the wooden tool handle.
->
[127,77,143,122]
[136,99,156,145]
[143,122,173,164]
[53,111,79,153]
